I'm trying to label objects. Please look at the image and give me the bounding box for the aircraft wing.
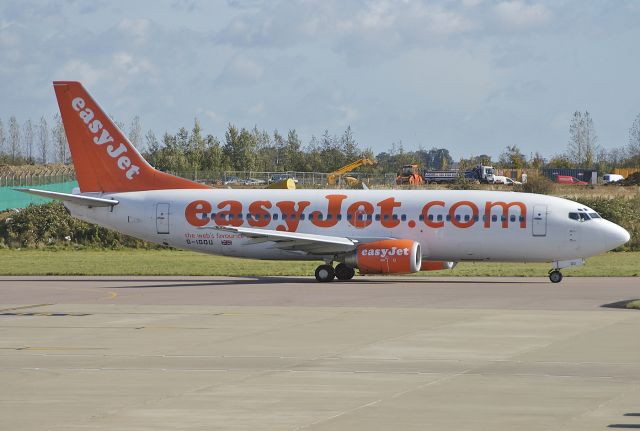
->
[210,226,363,255]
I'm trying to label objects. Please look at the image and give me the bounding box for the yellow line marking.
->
[107,291,118,300]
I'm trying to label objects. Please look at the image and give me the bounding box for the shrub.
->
[568,194,640,251]
[515,174,554,195]
[0,202,154,249]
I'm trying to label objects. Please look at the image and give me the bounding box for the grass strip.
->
[0,249,638,277]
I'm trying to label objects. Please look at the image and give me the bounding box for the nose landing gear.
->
[548,270,563,283]
[548,258,585,283]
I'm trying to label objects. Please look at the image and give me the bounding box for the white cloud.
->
[247,101,265,115]
[217,54,264,86]
[57,60,106,87]
[494,1,551,28]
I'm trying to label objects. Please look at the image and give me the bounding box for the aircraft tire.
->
[549,270,563,283]
[315,264,335,282]
[335,263,355,280]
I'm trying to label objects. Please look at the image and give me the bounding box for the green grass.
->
[626,300,640,309]
[0,249,638,277]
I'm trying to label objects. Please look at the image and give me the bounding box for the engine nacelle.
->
[420,261,457,271]
[345,239,422,274]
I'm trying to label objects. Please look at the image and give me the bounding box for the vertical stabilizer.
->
[53,81,210,192]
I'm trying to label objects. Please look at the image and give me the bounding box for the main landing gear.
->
[314,263,355,282]
[548,270,563,283]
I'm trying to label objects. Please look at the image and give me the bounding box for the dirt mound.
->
[620,172,640,186]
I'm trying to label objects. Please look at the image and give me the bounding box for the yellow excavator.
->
[327,158,376,187]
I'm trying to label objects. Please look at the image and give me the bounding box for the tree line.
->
[1,111,640,174]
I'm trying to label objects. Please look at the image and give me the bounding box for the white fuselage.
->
[65,188,629,264]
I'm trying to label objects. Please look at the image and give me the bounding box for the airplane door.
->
[156,203,170,234]
[532,205,547,236]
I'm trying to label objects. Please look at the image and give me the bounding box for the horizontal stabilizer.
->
[14,189,118,207]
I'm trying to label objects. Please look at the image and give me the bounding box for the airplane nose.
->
[602,222,631,250]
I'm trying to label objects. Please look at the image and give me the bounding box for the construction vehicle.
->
[423,165,495,184]
[396,164,424,185]
[327,158,376,187]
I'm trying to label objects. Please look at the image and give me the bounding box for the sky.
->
[1,0,640,160]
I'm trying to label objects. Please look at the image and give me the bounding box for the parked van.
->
[602,174,624,184]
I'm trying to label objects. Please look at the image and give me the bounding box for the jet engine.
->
[344,239,422,274]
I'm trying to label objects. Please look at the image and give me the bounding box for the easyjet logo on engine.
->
[185,195,527,232]
[361,247,410,257]
[71,97,141,180]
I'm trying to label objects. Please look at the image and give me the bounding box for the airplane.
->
[18,82,631,283]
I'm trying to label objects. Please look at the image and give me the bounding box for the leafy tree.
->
[0,118,5,156]
[9,116,20,163]
[23,119,34,162]
[568,111,598,167]
[52,113,68,163]
[628,113,640,166]
[128,116,142,151]
[285,129,304,171]
[498,145,527,168]
[38,117,49,164]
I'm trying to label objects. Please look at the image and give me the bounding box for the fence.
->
[612,167,640,178]
[0,173,77,211]
[171,170,398,187]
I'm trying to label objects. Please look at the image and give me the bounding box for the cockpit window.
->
[589,212,601,219]
[569,212,592,221]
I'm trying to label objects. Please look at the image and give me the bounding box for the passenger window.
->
[455,215,461,221]
[418,214,424,221]
[237,213,243,220]
[491,215,497,222]
[437,214,443,221]
[291,214,297,220]
[327,214,332,220]
[300,214,305,220]
[273,214,279,220]
[428,214,434,221]
[375,214,381,221]
[445,215,451,221]
[464,215,470,221]
[282,214,288,220]
[392,214,398,220]
[347,214,352,221]
[367,214,372,221]
[401,214,407,221]
[519,216,525,222]
[337,214,342,221]
[510,215,516,222]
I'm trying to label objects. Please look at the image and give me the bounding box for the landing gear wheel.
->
[315,264,335,282]
[549,270,563,283]
[335,263,355,280]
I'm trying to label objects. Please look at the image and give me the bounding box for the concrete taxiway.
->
[1,276,639,430]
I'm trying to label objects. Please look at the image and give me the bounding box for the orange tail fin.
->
[53,81,210,193]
